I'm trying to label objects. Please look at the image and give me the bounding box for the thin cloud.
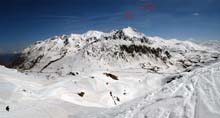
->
[0,48,4,54]
[193,12,200,16]
[37,15,80,19]
[59,12,124,32]
[34,15,81,24]
[86,12,123,21]
[66,12,123,24]
[35,15,81,22]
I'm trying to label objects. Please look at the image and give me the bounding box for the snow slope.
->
[1,59,220,118]
[71,62,220,118]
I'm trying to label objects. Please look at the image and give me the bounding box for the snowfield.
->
[0,27,220,118]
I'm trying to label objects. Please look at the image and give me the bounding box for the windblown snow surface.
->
[0,27,220,118]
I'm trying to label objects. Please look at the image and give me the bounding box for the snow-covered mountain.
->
[13,27,218,74]
[1,27,220,118]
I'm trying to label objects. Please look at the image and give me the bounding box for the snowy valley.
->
[0,27,220,118]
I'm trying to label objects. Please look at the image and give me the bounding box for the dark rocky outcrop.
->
[120,44,171,62]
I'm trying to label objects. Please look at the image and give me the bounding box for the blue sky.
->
[0,0,220,53]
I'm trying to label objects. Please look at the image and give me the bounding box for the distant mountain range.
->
[11,27,219,76]
[0,53,20,67]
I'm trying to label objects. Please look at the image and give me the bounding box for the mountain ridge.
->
[12,27,219,76]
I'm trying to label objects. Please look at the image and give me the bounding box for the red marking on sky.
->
[124,11,134,19]
[140,3,156,10]
[123,3,156,19]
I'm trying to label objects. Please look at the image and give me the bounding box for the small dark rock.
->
[68,72,76,76]
[103,73,118,80]
[116,97,120,102]
[77,92,85,97]
[6,106,9,112]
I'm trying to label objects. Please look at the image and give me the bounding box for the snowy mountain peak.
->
[122,26,136,32]
[82,30,105,39]
[120,26,145,38]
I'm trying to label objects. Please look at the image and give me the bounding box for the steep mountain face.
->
[12,27,219,75]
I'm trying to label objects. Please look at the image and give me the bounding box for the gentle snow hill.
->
[1,27,220,118]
